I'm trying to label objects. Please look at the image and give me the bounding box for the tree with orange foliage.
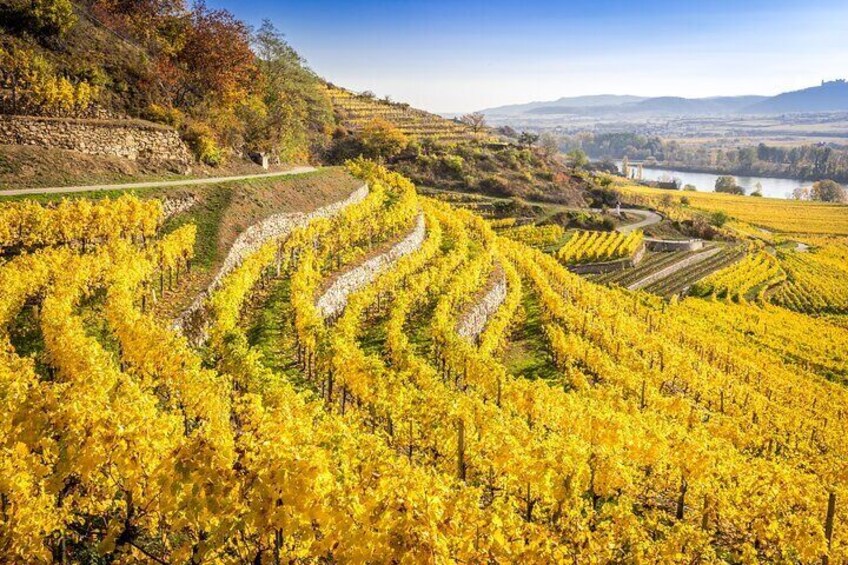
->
[173,1,258,109]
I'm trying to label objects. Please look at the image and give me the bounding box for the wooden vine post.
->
[457,418,466,481]
[822,491,836,565]
[676,475,688,520]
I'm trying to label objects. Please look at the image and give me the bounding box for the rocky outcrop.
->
[0,115,192,166]
[176,183,369,337]
[317,213,426,320]
[457,267,507,342]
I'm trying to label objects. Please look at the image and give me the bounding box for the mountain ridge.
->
[479,94,646,116]
[480,81,848,116]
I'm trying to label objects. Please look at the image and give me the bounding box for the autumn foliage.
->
[1,163,847,563]
[0,0,333,164]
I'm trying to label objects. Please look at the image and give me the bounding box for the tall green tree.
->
[248,20,334,162]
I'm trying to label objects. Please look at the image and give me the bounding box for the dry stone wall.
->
[568,244,646,275]
[176,183,369,338]
[645,238,704,252]
[627,246,721,290]
[0,115,192,165]
[457,267,508,342]
[161,194,199,220]
[317,213,426,320]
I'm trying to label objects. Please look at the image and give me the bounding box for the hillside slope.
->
[745,79,848,113]
[2,162,847,562]
[327,85,480,144]
[325,85,588,206]
[0,0,334,164]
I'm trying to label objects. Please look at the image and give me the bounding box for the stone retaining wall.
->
[645,238,704,252]
[317,213,426,320]
[568,244,646,275]
[457,267,507,342]
[161,194,199,220]
[0,115,192,165]
[627,246,721,290]
[176,183,369,338]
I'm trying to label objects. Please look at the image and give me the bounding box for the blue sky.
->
[206,0,848,113]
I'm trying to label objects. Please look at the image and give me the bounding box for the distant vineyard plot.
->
[619,183,848,235]
[327,86,484,144]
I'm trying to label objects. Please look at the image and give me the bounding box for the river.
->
[612,161,836,199]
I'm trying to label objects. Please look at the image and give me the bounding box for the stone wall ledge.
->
[0,114,192,165]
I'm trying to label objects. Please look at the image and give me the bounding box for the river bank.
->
[612,161,847,199]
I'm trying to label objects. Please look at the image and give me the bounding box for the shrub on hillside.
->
[30,0,76,36]
[1,0,76,37]
[710,210,729,227]
[587,184,620,208]
[438,154,465,178]
[358,118,409,161]
[478,175,514,197]
[145,103,184,127]
[0,45,99,116]
[183,122,222,166]
[687,216,720,240]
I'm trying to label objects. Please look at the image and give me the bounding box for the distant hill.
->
[630,95,768,114]
[526,95,767,116]
[480,82,848,117]
[481,95,646,116]
[744,80,848,113]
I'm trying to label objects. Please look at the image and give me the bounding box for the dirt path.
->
[0,166,318,197]
[612,209,662,233]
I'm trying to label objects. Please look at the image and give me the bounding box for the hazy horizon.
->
[205,0,848,114]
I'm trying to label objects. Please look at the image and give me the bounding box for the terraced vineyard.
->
[327,86,483,144]
[556,229,643,265]
[691,247,786,302]
[588,243,744,298]
[640,243,745,296]
[499,223,566,249]
[3,162,848,563]
[593,248,699,286]
[616,181,848,235]
[770,237,848,314]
